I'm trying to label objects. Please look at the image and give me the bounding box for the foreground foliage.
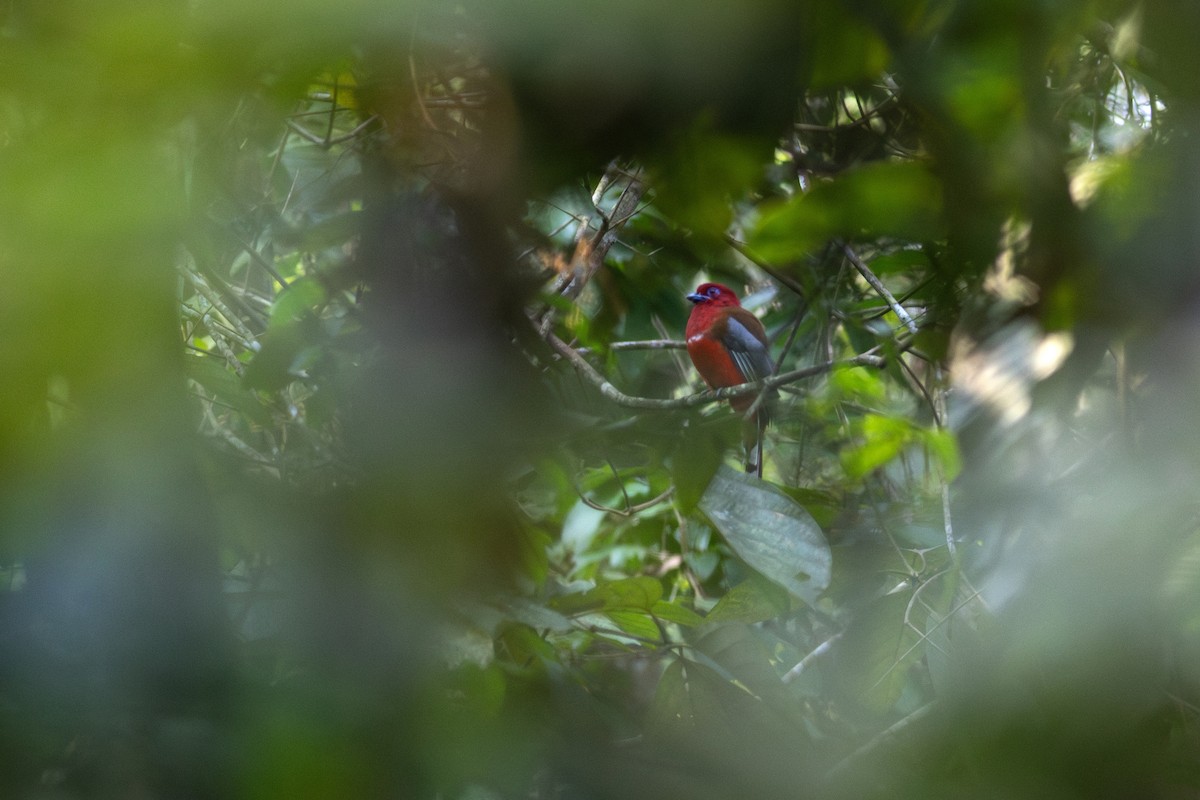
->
[2,1,1199,798]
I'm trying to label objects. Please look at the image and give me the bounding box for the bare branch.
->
[782,633,842,683]
[558,162,646,302]
[840,241,919,334]
[609,339,687,351]
[827,702,937,781]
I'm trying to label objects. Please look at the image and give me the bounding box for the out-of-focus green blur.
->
[2,0,1199,797]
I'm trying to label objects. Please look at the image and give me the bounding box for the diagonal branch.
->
[558,162,646,302]
[840,240,919,334]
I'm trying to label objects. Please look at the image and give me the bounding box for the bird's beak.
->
[686,293,705,304]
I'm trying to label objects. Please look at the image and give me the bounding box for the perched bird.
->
[685,282,775,475]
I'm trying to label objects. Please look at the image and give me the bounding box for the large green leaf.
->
[698,465,831,604]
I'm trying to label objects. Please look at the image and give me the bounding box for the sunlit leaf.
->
[840,414,915,479]
[922,427,962,481]
[831,364,887,403]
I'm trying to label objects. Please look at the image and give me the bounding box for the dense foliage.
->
[1,1,1198,797]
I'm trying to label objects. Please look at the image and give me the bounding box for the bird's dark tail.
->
[742,412,766,477]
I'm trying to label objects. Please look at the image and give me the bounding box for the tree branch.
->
[558,161,646,302]
[840,240,919,334]
[540,324,885,411]
[609,339,687,351]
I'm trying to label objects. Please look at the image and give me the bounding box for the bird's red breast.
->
[685,283,773,414]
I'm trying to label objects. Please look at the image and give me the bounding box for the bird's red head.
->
[686,283,742,308]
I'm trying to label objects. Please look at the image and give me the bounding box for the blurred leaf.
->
[832,364,887,404]
[447,663,507,719]
[696,623,797,713]
[671,426,725,513]
[834,589,924,714]
[808,6,891,88]
[651,127,763,234]
[698,465,831,604]
[841,414,915,479]
[269,276,327,326]
[866,248,930,276]
[646,658,723,737]
[503,599,572,634]
[750,161,944,262]
[185,354,273,427]
[651,600,706,627]
[605,609,662,640]
[706,574,791,624]
[561,500,606,554]
[921,427,961,482]
[241,322,310,391]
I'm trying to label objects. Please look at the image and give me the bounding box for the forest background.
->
[1,1,1198,797]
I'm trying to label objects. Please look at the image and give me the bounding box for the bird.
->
[685,282,775,476]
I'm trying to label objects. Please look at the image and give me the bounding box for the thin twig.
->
[827,702,936,781]
[782,633,842,684]
[795,93,897,132]
[556,163,646,303]
[577,486,676,518]
[840,240,919,334]
[933,367,956,559]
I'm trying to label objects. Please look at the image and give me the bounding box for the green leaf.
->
[604,609,662,640]
[241,323,307,392]
[831,365,886,403]
[750,161,944,262]
[706,574,791,624]
[808,8,891,88]
[672,427,726,513]
[696,624,795,711]
[922,427,962,481]
[840,414,915,479]
[650,127,763,234]
[646,657,766,740]
[865,248,930,276]
[503,599,573,634]
[269,276,327,327]
[697,465,831,604]
[185,354,275,427]
[445,663,507,719]
[651,600,706,627]
[834,590,925,714]
[549,576,664,616]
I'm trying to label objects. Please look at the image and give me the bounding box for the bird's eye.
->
[706,286,719,297]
